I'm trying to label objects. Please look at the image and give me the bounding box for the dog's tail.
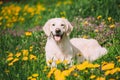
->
[99,47,107,56]
[89,47,107,62]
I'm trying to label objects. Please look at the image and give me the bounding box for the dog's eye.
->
[61,24,64,26]
[52,24,55,26]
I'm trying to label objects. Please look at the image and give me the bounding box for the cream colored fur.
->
[43,18,107,67]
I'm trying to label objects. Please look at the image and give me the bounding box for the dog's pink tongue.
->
[54,36,61,42]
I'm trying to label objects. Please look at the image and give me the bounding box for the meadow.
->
[0,0,120,80]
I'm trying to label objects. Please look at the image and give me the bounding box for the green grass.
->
[0,0,120,80]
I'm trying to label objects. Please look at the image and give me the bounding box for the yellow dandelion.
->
[44,66,49,69]
[15,6,21,13]
[102,61,108,66]
[93,64,100,68]
[7,57,13,61]
[90,75,96,79]
[104,70,110,76]
[56,1,62,7]
[29,46,33,52]
[102,62,114,70]
[0,16,3,20]
[87,63,100,68]
[12,16,17,22]
[55,59,62,65]
[64,1,72,5]
[69,65,76,72]
[40,78,42,80]
[31,78,36,80]
[61,16,66,19]
[32,73,39,77]
[6,23,13,28]
[73,73,78,77]
[5,16,9,19]
[14,12,19,16]
[105,67,120,75]
[110,68,120,74]
[8,52,13,57]
[116,56,120,59]
[60,11,66,16]
[22,56,28,61]
[27,7,35,13]
[94,29,99,32]
[109,24,115,29]
[25,31,32,36]
[27,76,32,80]
[61,70,70,77]
[47,59,53,65]
[8,62,13,66]
[12,58,19,63]
[76,61,89,70]
[56,74,65,80]
[15,52,21,57]
[43,66,49,72]
[118,59,120,62]
[54,69,65,80]
[19,17,25,22]
[35,4,46,14]
[108,17,112,21]
[30,54,37,60]
[47,71,53,78]
[7,9,11,15]
[83,35,88,39]
[63,60,68,64]
[83,21,88,26]
[22,49,29,56]
[97,15,102,20]
[24,4,29,11]
[47,67,56,78]
[116,56,120,62]
[83,70,87,73]
[43,68,47,72]
[96,77,105,80]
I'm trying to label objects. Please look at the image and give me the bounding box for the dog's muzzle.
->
[51,28,64,42]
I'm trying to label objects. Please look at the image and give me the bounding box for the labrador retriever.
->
[43,18,107,67]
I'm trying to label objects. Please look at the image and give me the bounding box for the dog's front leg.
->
[46,53,57,68]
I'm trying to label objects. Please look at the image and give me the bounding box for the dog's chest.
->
[58,42,73,55]
[54,45,73,61]
[46,38,73,60]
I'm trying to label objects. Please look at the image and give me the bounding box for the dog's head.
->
[43,18,73,42]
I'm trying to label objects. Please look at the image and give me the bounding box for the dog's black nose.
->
[55,28,61,33]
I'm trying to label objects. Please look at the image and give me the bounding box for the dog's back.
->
[70,38,107,61]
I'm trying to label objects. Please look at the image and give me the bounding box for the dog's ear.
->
[63,18,73,36]
[43,20,51,36]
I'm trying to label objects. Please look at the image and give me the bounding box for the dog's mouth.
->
[52,33,64,42]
